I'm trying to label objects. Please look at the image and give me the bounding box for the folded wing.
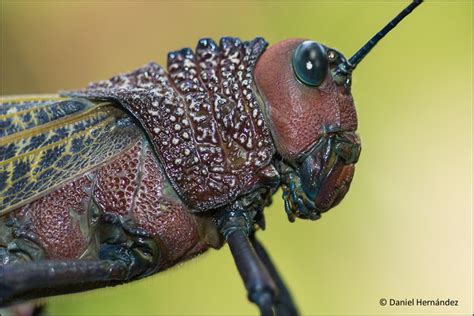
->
[0,96,142,214]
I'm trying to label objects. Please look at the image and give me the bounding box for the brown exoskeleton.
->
[0,1,422,315]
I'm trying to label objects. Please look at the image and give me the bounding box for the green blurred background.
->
[1,1,472,315]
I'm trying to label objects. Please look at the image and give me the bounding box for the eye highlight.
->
[292,41,328,87]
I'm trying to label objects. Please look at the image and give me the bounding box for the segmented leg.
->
[228,230,276,316]
[215,205,277,316]
[280,166,319,222]
[0,212,160,307]
[251,234,299,316]
[0,259,128,306]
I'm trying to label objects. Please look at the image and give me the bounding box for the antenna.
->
[348,0,423,69]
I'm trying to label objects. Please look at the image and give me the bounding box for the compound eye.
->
[292,41,328,87]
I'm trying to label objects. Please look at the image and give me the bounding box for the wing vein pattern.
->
[0,96,141,215]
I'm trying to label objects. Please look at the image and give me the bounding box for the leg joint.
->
[97,213,160,280]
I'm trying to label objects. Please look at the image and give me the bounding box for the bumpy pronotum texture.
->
[67,37,275,211]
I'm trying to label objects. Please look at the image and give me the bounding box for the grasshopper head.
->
[254,0,423,221]
[254,39,359,221]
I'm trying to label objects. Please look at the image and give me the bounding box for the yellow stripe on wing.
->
[0,97,143,215]
[0,101,112,145]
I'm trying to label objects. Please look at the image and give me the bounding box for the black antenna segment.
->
[348,0,423,69]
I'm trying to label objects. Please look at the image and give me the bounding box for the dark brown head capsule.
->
[254,0,423,221]
[254,40,360,221]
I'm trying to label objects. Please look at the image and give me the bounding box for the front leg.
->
[250,234,299,316]
[214,202,277,316]
[278,162,319,222]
